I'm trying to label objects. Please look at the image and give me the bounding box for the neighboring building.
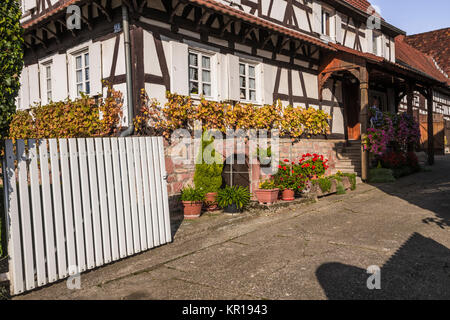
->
[16,0,450,179]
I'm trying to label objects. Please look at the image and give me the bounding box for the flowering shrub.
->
[396,113,421,150]
[273,153,329,191]
[406,151,420,169]
[298,153,329,177]
[380,151,407,169]
[274,160,307,192]
[363,107,420,156]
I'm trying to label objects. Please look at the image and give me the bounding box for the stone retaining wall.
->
[164,138,346,212]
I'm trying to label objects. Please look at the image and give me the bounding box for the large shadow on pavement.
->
[316,232,450,299]
[370,155,450,230]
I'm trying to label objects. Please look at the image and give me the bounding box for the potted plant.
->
[254,179,279,205]
[181,186,206,219]
[194,133,223,211]
[274,161,306,201]
[217,186,251,214]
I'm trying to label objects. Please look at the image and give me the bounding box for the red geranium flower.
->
[283,159,290,163]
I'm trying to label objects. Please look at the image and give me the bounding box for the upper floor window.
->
[45,65,52,102]
[239,62,257,102]
[321,11,331,36]
[189,51,212,97]
[75,52,90,96]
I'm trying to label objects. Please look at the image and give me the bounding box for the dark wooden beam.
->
[427,87,435,165]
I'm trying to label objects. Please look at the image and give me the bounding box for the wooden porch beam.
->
[427,87,435,165]
[360,65,369,181]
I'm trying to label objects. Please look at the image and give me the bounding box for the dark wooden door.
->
[343,82,361,140]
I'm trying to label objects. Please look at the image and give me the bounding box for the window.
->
[45,65,52,102]
[189,51,212,97]
[321,11,331,36]
[239,62,257,102]
[75,52,90,96]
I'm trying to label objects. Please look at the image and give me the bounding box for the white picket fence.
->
[2,137,172,295]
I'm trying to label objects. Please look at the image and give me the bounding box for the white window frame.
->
[73,50,90,97]
[239,61,259,104]
[320,5,335,41]
[188,49,216,100]
[45,64,52,103]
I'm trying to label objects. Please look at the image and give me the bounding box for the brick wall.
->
[164,138,345,212]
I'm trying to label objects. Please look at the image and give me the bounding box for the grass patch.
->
[368,168,396,183]
[336,182,346,195]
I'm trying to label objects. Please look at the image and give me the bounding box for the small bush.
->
[193,133,223,194]
[368,168,396,183]
[181,186,206,202]
[313,177,332,193]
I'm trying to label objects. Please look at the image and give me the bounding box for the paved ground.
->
[14,156,450,300]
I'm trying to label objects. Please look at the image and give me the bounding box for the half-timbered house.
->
[16,0,450,183]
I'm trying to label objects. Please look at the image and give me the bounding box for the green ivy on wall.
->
[0,0,24,138]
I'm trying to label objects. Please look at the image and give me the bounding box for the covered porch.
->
[318,46,444,181]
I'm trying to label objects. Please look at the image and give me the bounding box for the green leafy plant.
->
[335,171,357,191]
[368,168,396,183]
[313,177,332,193]
[181,186,206,202]
[217,186,251,210]
[0,0,24,138]
[193,133,223,194]
[336,182,346,195]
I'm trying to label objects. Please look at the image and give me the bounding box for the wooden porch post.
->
[406,82,414,116]
[427,87,435,165]
[360,66,369,181]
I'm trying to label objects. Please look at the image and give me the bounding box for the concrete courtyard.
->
[15,156,450,300]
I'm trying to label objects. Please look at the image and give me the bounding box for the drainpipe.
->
[120,4,135,137]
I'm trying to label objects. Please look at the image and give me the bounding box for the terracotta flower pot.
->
[255,189,279,205]
[204,192,218,211]
[182,201,203,219]
[281,189,295,201]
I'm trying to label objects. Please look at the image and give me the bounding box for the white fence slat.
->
[5,140,24,294]
[145,137,161,247]
[60,139,77,274]
[126,137,141,253]
[68,139,86,273]
[111,138,127,258]
[119,138,134,255]
[157,137,173,243]
[78,139,95,269]
[103,138,119,261]
[5,136,172,296]
[16,140,35,290]
[133,138,147,251]
[28,139,46,286]
[139,138,154,248]
[87,138,104,266]
[95,138,112,263]
[49,139,68,278]
[151,137,167,245]
[38,139,57,282]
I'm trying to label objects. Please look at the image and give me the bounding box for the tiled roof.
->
[395,35,450,85]
[405,28,450,76]
[342,0,374,13]
[22,0,81,29]
[187,0,334,50]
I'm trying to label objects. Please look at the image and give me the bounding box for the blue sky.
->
[370,0,450,35]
